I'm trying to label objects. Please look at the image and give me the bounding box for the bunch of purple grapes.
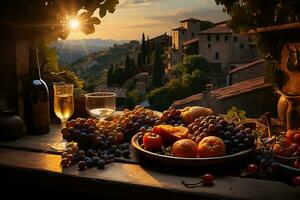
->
[188,115,255,154]
[160,107,184,126]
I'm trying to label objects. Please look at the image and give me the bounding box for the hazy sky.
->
[67,0,229,40]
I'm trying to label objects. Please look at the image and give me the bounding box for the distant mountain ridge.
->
[52,38,129,65]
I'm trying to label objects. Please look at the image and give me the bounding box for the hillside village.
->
[67,17,277,117]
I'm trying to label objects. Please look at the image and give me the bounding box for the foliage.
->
[148,78,186,111]
[125,89,143,109]
[141,33,147,65]
[214,0,300,59]
[148,70,209,111]
[181,69,209,94]
[112,67,125,86]
[40,44,85,89]
[0,0,119,42]
[225,106,247,124]
[200,20,214,30]
[69,41,140,92]
[152,45,164,88]
[124,54,137,80]
[178,55,210,74]
[107,64,114,87]
[124,79,136,91]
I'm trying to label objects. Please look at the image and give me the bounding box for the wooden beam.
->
[0,148,299,200]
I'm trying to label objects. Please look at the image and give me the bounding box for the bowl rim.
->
[131,133,256,161]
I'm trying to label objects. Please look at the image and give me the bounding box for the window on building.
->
[181,31,185,35]
[215,52,219,60]
[191,32,194,37]
[233,36,238,42]
[208,44,211,48]
[240,43,244,49]
[216,35,220,41]
[207,35,211,41]
[225,35,228,41]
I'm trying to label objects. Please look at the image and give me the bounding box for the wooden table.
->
[0,125,299,200]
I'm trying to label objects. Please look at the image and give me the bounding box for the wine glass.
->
[85,92,116,120]
[51,84,74,151]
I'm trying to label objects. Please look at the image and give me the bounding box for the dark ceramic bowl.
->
[131,133,256,167]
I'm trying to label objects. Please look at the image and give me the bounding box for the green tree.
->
[0,1,119,43]
[124,54,137,80]
[137,53,142,73]
[124,54,130,80]
[179,55,210,74]
[200,20,214,30]
[141,33,147,65]
[107,64,114,87]
[40,44,84,89]
[152,45,163,88]
[112,67,125,86]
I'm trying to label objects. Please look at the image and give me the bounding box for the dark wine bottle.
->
[24,47,50,134]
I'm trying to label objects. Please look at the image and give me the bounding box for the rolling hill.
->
[52,39,129,65]
[67,40,140,92]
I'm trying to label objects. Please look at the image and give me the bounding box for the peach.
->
[172,139,198,158]
[198,136,226,158]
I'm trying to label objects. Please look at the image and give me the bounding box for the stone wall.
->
[213,87,277,117]
[230,61,266,84]
[198,33,231,71]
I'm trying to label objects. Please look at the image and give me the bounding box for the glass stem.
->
[61,120,67,129]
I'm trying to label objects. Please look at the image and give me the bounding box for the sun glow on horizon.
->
[69,18,80,31]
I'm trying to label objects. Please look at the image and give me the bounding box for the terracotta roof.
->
[246,22,300,35]
[229,59,265,74]
[172,76,272,107]
[172,93,203,107]
[211,76,272,100]
[149,33,171,41]
[183,38,199,46]
[180,18,201,22]
[199,24,233,34]
[172,26,187,31]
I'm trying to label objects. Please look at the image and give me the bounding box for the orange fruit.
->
[172,139,198,158]
[198,136,226,158]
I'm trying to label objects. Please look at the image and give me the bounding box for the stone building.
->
[166,18,202,68]
[228,59,266,85]
[171,59,277,117]
[172,18,201,51]
[148,33,172,50]
[197,22,258,72]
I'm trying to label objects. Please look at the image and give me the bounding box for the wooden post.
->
[0,26,33,117]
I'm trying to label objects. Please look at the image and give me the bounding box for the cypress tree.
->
[107,64,114,87]
[152,44,163,88]
[124,54,130,80]
[141,33,146,65]
[137,53,142,73]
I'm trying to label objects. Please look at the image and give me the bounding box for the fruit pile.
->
[272,130,300,158]
[111,106,160,141]
[60,117,130,170]
[140,117,256,158]
[187,115,255,154]
[160,107,184,126]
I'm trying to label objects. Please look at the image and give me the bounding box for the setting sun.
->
[69,18,80,31]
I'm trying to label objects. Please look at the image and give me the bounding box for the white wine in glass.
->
[54,93,74,124]
[85,92,116,120]
[51,84,74,151]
